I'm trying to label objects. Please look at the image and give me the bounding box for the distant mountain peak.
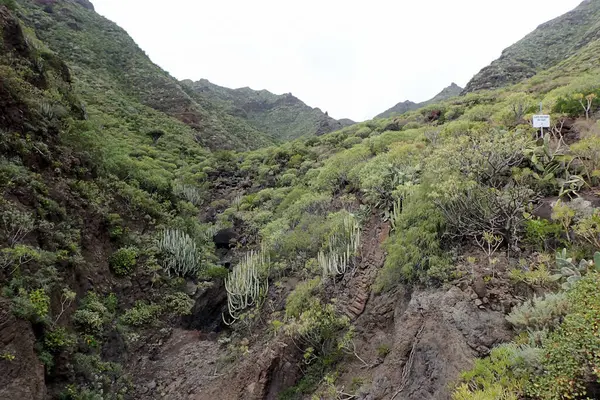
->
[375,83,462,119]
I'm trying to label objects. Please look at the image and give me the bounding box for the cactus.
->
[224,249,270,324]
[173,183,203,206]
[157,229,200,277]
[383,198,402,232]
[319,214,361,277]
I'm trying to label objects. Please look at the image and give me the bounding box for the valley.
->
[1,1,600,399]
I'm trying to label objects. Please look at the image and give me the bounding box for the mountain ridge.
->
[182,78,355,141]
[375,82,462,119]
[464,0,600,93]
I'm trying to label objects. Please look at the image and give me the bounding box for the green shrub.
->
[285,277,321,319]
[109,246,138,276]
[452,344,536,400]
[204,265,229,279]
[106,213,125,240]
[11,288,50,322]
[284,301,350,362]
[508,255,555,288]
[0,245,41,273]
[72,309,105,334]
[44,327,76,352]
[529,273,600,399]
[376,187,449,288]
[163,292,194,316]
[72,292,112,334]
[505,293,569,332]
[0,0,17,10]
[121,301,162,326]
[0,200,35,246]
[523,217,563,250]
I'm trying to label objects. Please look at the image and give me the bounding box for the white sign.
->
[532,115,551,128]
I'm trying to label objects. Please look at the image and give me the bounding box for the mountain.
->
[464,0,600,93]
[182,78,355,141]
[376,82,463,118]
[15,0,275,151]
[3,1,600,400]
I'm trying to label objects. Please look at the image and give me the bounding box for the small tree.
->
[506,92,534,123]
[573,93,597,120]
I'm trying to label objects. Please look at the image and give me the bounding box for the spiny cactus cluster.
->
[173,183,203,206]
[224,249,270,324]
[554,248,600,290]
[319,214,361,277]
[157,229,200,277]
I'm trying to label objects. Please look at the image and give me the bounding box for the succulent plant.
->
[553,248,600,290]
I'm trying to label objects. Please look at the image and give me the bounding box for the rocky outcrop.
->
[0,299,46,400]
[74,0,94,10]
[355,286,513,400]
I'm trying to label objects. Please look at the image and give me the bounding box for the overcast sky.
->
[92,0,582,121]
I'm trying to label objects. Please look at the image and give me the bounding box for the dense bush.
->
[505,293,569,332]
[376,187,449,288]
[72,292,112,334]
[109,246,138,276]
[452,344,535,400]
[121,301,163,326]
[529,273,600,399]
[285,277,321,319]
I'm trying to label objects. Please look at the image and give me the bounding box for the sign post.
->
[532,103,550,138]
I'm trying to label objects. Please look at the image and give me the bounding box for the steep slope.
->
[376,82,462,119]
[464,0,600,93]
[4,0,600,399]
[16,0,274,150]
[183,78,354,140]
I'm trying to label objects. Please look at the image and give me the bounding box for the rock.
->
[147,380,157,390]
[482,297,489,304]
[356,286,512,400]
[74,0,95,10]
[473,277,487,298]
[0,298,46,400]
[185,281,197,296]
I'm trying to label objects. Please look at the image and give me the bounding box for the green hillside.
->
[183,78,354,140]
[2,1,600,399]
[464,0,600,92]
[17,0,275,151]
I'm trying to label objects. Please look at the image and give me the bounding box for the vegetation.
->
[2,0,600,398]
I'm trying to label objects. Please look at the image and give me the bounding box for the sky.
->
[92,0,582,121]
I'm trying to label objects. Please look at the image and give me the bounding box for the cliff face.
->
[463,0,600,93]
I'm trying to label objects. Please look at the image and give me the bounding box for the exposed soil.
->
[125,215,520,400]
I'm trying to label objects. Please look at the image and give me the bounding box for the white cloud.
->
[92,0,582,121]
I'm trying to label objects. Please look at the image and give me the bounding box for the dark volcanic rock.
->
[0,299,46,400]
